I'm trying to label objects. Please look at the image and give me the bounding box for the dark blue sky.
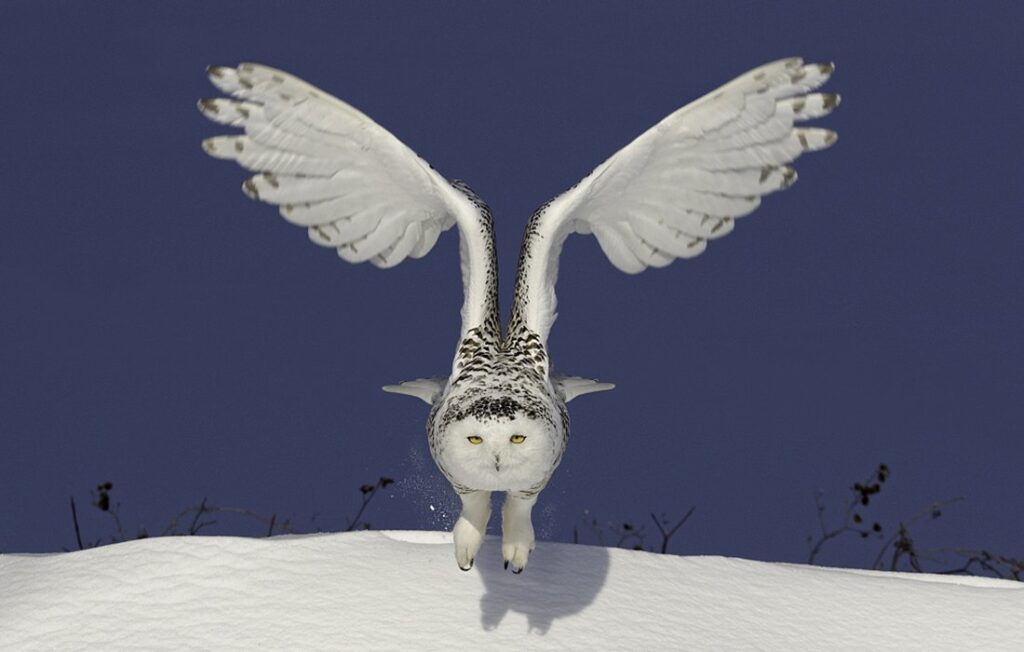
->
[2,2,1022,568]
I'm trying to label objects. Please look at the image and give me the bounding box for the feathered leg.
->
[452,490,491,570]
[502,491,538,574]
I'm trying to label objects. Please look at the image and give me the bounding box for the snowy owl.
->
[199,57,838,573]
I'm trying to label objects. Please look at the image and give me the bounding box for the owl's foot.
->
[501,492,538,574]
[452,490,491,571]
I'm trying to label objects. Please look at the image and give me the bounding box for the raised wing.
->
[508,58,839,346]
[198,63,499,350]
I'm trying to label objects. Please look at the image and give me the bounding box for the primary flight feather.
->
[199,57,839,572]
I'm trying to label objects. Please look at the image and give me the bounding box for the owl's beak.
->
[494,453,501,472]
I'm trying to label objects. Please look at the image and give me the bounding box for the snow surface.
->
[2,531,1022,650]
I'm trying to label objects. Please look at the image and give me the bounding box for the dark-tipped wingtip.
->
[197,98,218,114]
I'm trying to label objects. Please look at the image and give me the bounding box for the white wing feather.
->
[552,375,616,403]
[199,63,493,338]
[382,377,448,405]
[511,58,839,344]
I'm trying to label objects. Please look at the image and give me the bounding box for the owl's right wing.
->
[509,58,839,349]
[198,63,497,343]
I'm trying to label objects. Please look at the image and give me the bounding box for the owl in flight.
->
[199,57,838,572]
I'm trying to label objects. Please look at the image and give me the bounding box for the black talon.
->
[503,561,509,570]
[460,559,473,572]
[512,567,524,575]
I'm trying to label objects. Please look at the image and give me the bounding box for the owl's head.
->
[437,396,561,492]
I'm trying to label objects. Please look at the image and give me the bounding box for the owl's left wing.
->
[508,58,839,347]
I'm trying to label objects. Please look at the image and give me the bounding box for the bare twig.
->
[575,507,696,554]
[70,496,84,551]
[188,497,208,535]
[934,549,1024,581]
[650,506,696,554]
[609,521,645,550]
[807,464,888,564]
[887,542,1021,580]
[106,505,125,543]
[161,503,300,537]
[870,497,963,570]
[69,476,392,550]
[344,477,394,532]
[808,468,1018,581]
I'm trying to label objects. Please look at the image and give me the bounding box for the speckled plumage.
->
[427,182,567,501]
[200,57,839,572]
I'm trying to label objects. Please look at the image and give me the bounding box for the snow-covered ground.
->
[2,531,1022,650]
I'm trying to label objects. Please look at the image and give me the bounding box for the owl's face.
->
[438,413,559,492]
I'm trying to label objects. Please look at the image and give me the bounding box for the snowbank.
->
[2,531,1021,649]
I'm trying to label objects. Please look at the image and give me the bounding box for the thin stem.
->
[70,496,84,551]
[345,492,374,531]
[188,497,209,535]
[160,502,299,537]
[650,506,696,554]
[345,478,392,531]
[871,497,963,570]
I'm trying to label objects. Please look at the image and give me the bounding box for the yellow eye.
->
[510,434,526,444]
[467,435,483,445]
